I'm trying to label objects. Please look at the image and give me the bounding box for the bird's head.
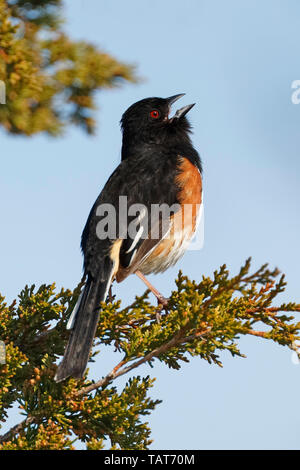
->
[120,94,195,148]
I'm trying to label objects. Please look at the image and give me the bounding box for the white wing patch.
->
[126,225,144,253]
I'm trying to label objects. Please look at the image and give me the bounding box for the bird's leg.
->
[135,270,169,309]
[107,284,114,303]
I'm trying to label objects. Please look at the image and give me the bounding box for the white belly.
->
[139,202,203,275]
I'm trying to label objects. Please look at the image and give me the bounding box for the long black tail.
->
[55,273,111,382]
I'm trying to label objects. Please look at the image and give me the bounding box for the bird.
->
[54,94,203,382]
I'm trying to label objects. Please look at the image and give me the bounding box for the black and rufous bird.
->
[55,94,203,382]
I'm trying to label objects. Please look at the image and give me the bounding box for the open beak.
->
[166,94,195,121]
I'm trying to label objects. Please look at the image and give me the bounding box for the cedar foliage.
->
[0,0,136,135]
[0,259,300,449]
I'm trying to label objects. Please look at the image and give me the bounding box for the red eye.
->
[150,110,160,119]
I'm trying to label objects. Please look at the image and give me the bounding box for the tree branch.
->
[76,327,211,397]
[0,416,34,444]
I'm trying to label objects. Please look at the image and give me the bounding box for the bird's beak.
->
[166,94,195,120]
[172,103,195,119]
[166,93,186,105]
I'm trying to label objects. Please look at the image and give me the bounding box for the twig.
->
[247,330,268,338]
[0,416,34,444]
[76,327,210,398]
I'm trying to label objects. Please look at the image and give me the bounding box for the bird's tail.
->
[55,271,112,383]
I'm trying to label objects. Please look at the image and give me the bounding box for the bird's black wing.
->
[81,149,181,279]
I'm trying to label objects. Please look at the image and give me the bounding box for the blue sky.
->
[1,0,300,449]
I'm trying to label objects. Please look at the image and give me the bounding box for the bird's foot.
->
[155,295,169,323]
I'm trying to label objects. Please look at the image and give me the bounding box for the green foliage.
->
[0,0,136,135]
[0,259,300,449]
